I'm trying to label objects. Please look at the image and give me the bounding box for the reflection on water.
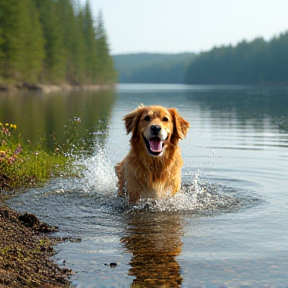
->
[122,212,183,287]
[0,90,115,153]
[186,88,288,133]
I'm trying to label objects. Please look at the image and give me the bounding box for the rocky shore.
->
[0,206,72,288]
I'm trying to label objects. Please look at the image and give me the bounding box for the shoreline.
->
[0,205,72,287]
[0,83,115,93]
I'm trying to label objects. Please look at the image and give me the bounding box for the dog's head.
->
[123,106,189,157]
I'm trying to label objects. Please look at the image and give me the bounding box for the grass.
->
[0,121,79,192]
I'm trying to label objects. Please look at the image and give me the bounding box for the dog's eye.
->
[143,115,150,121]
[162,117,169,122]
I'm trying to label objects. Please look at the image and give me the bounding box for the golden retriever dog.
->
[115,105,189,203]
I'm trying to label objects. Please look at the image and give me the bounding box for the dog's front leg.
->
[115,160,126,197]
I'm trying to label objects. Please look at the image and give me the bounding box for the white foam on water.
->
[78,147,118,195]
[69,143,243,215]
[130,174,242,214]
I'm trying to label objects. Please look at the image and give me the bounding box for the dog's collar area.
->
[143,136,164,156]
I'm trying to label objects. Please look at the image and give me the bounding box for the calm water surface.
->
[4,84,288,287]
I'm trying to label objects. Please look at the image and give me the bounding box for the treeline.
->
[0,0,117,86]
[185,32,288,85]
[113,53,195,83]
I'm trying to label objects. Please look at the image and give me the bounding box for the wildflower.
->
[10,124,17,129]
[8,156,16,164]
[3,128,11,136]
[14,144,22,155]
[72,117,81,123]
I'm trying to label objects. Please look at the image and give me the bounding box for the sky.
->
[79,0,288,55]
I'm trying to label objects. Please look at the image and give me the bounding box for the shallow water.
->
[7,84,288,287]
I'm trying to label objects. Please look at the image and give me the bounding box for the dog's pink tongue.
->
[149,138,163,152]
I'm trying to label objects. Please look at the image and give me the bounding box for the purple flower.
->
[14,144,22,155]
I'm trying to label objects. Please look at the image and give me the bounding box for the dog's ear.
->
[123,108,144,137]
[169,108,190,140]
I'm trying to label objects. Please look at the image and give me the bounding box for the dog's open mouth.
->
[144,136,164,156]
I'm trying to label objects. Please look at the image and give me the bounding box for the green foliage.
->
[0,120,80,190]
[95,11,118,84]
[185,32,288,85]
[0,0,44,84]
[57,0,86,84]
[113,53,195,83]
[81,2,98,83]
[0,0,116,86]
[33,0,66,83]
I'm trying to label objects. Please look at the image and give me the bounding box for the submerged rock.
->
[18,212,59,233]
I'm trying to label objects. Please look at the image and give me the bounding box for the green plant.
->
[0,120,80,191]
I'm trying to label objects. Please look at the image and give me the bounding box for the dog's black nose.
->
[150,125,161,135]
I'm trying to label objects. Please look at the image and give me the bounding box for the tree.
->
[185,32,288,85]
[32,0,66,83]
[57,0,86,84]
[0,0,44,83]
[95,11,117,84]
[21,0,44,83]
[0,0,116,86]
[81,1,98,83]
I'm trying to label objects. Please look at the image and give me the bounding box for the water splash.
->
[129,174,242,215]
[77,147,118,195]
[59,145,244,215]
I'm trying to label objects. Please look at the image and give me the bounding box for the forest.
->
[113,53,195,83]
[185,32,288,85]
[0,0,117,87]
[114,32,288,85]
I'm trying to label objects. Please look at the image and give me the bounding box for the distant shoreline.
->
[0,83,115,93]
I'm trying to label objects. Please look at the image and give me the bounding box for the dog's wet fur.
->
[115,105,189,203]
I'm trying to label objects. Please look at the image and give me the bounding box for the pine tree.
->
[22,0,44,83]
[0,0,44,84]
[0,7,5,64]
[81,1,98,83]
[57,0,86,84]
[0,0,116,86]
[0,0,27,81]
[32,0,66,83]
[95,11,117,84]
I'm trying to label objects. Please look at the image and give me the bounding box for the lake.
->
[3,84,288,287]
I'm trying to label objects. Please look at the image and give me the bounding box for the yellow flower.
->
[10,124,17,129]
[5,123,9,126]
